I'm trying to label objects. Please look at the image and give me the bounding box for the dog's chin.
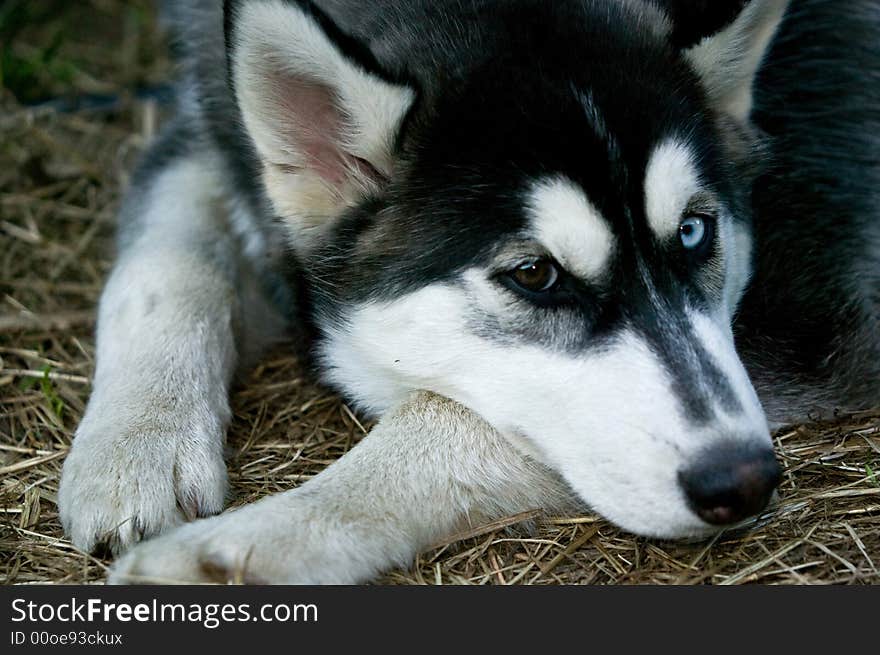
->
[571,488,721,542]
[586,487,782,542]
[599,511,721,541]
[629,521,722,542]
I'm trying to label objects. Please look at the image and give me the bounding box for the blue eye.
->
[679,215,712,251]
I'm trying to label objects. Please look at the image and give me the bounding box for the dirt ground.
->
[1,0,879,585]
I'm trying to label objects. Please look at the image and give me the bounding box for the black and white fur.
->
[56,0,880,584]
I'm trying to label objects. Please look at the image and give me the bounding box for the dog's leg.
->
[58,147,281,555]
[108,392,576,584]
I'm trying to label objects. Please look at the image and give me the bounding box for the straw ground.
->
[1,0,878,585]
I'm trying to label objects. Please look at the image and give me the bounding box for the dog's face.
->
[228,0,789,538]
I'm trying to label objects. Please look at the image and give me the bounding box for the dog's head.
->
[226,0,789,538]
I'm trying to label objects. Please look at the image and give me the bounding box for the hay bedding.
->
[1,0,878,586]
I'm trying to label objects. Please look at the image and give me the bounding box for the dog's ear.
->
[660,0,789,122]
[226,0,415,251]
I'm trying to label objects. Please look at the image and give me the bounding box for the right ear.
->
[226,0,415,251]
[673,0,790,122]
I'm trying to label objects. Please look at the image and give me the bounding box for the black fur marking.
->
[309,1,730,302]
[632,297,743,424]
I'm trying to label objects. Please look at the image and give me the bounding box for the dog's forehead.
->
[521,133,706,278]
[345,36,724,300]
[404,53,718,245]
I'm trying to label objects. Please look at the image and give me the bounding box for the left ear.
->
[675,0,790,122]
[226,0,415,252]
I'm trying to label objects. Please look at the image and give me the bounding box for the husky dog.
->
[57,0,879,584]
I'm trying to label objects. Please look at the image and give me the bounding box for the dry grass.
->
[2,0,879,586]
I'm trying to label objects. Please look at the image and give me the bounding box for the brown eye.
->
[509,259,560,293]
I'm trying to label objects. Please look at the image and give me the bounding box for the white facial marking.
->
[644,140,702,239]
[528,178,615,281]
[320,279,771,539]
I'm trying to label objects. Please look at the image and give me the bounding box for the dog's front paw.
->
[107,515,270,585]
[107,491,381,584]
[58,412,228,556]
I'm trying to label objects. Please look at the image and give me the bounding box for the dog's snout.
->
[678,442,781,526]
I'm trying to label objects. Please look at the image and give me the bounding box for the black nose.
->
[679,442,782,526]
